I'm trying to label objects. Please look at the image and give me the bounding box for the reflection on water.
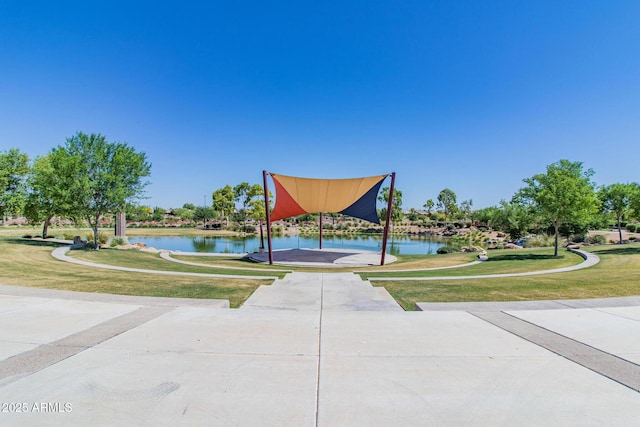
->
[129,234,446,256]
[191,236,216,252]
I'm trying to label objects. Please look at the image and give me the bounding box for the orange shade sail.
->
[268,173,388,224]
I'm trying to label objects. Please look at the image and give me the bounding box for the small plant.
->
[568,233,586,243]
[586,235,606,245]
[110,236,128,247]
[437,245,459,254]
[85,231,109,245]
[524,234,555,248]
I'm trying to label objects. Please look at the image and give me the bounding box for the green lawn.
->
[67,249,286,278]
[360,247,583,279]
[0,236,270,308]
[372,244,640,310]
[2,228,639,312]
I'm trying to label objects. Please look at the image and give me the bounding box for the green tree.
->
[378,187,403,228]
[233,182,251,222]
[599,183,640,244]
[437,188,457,222]
[0,148,30,221]
[492,200,533,240]
[24,154,62,238]
[194,206,215,223]
[631,184,640,219]
[423,199,435,216]
[173,207,194,221]
[248,188,272,249]
[152,207,166,221]
[125,204,152,221]
[460,199,473,222]
[49,132,151,248]
[233,182,263,228]
[516,159,599,256]
[182,202,196,210]
[406,208,420,222]
[473,205,501,228]
[212,185,234,225]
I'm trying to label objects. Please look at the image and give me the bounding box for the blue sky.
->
[2,1,639,211]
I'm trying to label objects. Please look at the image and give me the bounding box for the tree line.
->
[2,140,639,256]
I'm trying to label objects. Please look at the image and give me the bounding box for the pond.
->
[128,234,447,256]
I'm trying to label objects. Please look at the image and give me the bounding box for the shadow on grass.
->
[486,253,561,262]
[592,246,640,256]
[2,237,66,248]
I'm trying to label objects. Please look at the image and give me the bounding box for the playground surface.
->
[1,265,640,426]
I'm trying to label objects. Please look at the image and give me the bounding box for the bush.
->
[110,236,128,247]
[586,234,607,245]
[568,233,586,244]
[524,234,555,248]
[85,231,109,245]
[437,246,458,254]
[626,223,639,233]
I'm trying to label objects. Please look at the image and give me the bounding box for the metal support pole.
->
[380,172,396,266]
[319,212,323,249]
[263,170,273,264]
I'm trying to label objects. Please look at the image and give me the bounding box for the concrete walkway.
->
[365,248,600,281]
[51,247,280,280]
[242,272,403,311]
[1,271,640,426]
[0,246,637,425]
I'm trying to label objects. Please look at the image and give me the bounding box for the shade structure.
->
[269,173,388,223]
[262,171,395,266]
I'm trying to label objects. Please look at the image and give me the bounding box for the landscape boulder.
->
[70,236,88,250]
[502,243,523,250]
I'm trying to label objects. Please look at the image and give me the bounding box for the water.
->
[128,234,446,256]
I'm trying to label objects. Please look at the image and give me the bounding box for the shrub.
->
[110,236,128,247]
[85,231,109,245]
[586,234,607,245]
[437,246,458,254]
[626,223,639,233]
[568,233,586,244]
[524,234,555,248]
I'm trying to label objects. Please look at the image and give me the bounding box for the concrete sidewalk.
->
[1,278,639,426]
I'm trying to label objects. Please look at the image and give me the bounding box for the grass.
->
[0,236,270,308]
[372,243,640,310]
[67,249,287,278]
[2,226,640,312]
[360,248,582,278]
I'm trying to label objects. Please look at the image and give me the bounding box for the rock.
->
[70,235,88,250]
[503,243,522,249]
[461,245,485,252]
